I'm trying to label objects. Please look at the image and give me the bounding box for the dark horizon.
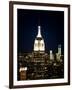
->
[17,9,64,54]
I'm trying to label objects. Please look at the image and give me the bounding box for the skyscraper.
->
[58,44,61,55]
[56,44,62,61]
[34,26,45,52]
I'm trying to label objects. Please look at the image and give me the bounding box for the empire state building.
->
[34,26,45,52]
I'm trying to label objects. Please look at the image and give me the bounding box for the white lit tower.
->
[34,26,45,52]
[58,44,61,55]
[50,50,54,60]
[56,44,62,61]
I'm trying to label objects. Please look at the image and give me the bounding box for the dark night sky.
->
[17,9,64,54]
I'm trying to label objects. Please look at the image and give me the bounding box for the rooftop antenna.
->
[37,15,42,37]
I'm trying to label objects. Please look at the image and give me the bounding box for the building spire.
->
[37,26,42,38]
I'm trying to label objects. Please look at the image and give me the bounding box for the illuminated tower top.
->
[37,26,42,38]
[34,26,45,52]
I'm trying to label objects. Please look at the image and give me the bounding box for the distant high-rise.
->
[34,26,45,52]
[58,44,61,55]
[56,44,62,61]
[50,50,54,60]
